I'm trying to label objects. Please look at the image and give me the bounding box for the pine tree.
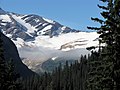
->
[87,0,120,89]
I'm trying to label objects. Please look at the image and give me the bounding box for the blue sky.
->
[0,0,102,31]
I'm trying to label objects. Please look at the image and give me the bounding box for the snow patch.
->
[12,38,24,48]
[11,14,37,33]
[51,57,58,60]
[0,15,11,22]
[61,26,67,30]
[42,23,48,26]
[40,25,52,34]
[43,17,55,24]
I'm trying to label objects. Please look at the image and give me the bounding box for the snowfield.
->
[13,32,99,50]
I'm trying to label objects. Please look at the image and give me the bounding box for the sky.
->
[0,0,102,31]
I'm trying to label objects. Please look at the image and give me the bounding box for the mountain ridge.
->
[0,8,79,41]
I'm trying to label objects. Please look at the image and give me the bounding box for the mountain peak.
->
[0,9,80,41]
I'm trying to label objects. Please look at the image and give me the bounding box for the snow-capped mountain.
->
[0,8,99,73]
[0,8,79,41]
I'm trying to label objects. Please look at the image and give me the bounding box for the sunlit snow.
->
[43,17,55,24]
[12,14,37,34]
[0,15,11,22]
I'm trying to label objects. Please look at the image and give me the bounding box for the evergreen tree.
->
[87,0,120,89]
[86,52,103,90]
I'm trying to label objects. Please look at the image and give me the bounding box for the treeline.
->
[22,55,89,90]
[21,52,100,90]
